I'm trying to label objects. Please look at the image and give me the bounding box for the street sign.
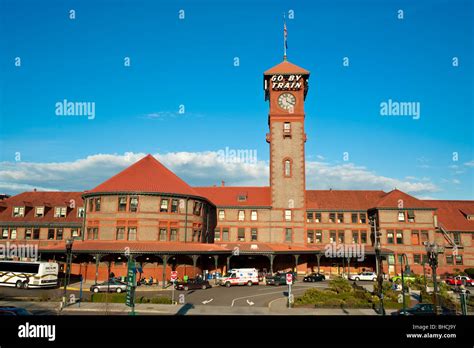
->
[286,273,293,285]
[171,271,178,281]
[126,259,136,310]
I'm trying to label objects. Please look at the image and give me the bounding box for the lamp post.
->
[400,253,410,312]
[425,242,443,315]
[62,238,74,308]
[371,214,385,315]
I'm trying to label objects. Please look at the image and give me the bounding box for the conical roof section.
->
[264,60,310,75]
[89,154,200,196]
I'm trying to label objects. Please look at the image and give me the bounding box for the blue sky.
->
[0,0,473,199]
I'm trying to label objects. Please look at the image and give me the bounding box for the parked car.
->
[0,306,32,316]
[391,303,457,316]
[90,279,128,293]
[349,271,377,281]
[266,272,295,286]
[445,275,473,286]
[390,274,416,284]
[303,273,326,282]
[175,278,211,291]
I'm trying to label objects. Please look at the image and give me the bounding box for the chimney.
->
[221,180,225,187]
[33,188,37,192]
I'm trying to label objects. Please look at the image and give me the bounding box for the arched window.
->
[284,158,292,177]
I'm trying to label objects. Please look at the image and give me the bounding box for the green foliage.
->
[463,268,474,278]
[329,277,353,293]
[91,293,126,303]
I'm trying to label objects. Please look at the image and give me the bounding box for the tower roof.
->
[89,154,201,197]
[264,60,310,75]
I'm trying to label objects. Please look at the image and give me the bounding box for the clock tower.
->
[264,59,310,244]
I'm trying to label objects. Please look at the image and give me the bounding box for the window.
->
[116,227,125,240]
[446,255,454,265]
[72,228,81,238]
[407,210,415,222]
[171,199,179,213]
[388,255,395,265]
[54,207,67,218]
[160,199,169,212]
[352,230,359,244]
[24,228,32,240]
[2,228,8,239]
[87,228,98,240]
[421,230,429,244]
[89,199,94,212]
[284,159,291,177]
[13,206,25,217]
[396,230,403,244]
[159,228,167,241]
[307,230,314,244]
[251,228,258,241]
[455,255,463,265]
[387,230,394,244]
[193,201,202,216]
[35,207,44,217]
[118,197,127,211]
[56,228,63,240]
[217,210,225,221]
[95,198,101,212]
[33,228,40,240]
[351,213,357,223]
[359,213,366,224]
[452,232,461,245]
[128,227,137,241]
[283,122,291,135]
[285,228,292,242]
[237,194,247,202]
[315,212,321,223]
[411,230,420,245]
[214,228,221,241]
[398,211,405,222]
[361,231,367,244]
[77,207,85,218]
[170,228,177,241]
[337,213,344,223]
[10,229,16,240]
[397,254,403,264]
[315,230,322,243]
[238,228,245,241]
[222,228,229,241]
[337,230,344,244]
[251,210,258,221]
[48,229,55,240]
[285,210,292,221]
[238,210,245,221]
[129,197,138,212]
[330,230,336,243]
[307,212,313,223]
[329,213,335,223]
[414,254,421,264]
[422,254,428,264]
[192,229,198,242]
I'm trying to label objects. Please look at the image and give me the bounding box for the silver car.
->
[90,279,128,293]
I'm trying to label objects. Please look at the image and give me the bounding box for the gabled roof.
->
[375,189,433,209]
[424,200,474,232]
[306,190,386,210]
[264,60,310,75]
[0,191,84,223]
[194,186,271,207]
[89,154,201,197]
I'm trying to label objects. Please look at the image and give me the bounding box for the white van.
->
[219,268,259,287]
[0,261,59,289]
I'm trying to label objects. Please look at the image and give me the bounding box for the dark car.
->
[0,306,33,316]
[303,273,326,282]
[175,278,211,291]
[391,303,457,316]
[266,272,296,286]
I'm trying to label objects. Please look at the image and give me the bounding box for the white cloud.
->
[0,152,440,196]
[465,160,474,167]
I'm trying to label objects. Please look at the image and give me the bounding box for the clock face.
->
[277,93,296,111]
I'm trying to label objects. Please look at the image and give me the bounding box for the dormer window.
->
[54,206,67,218]
[12,206,24,217]
[237,194,247,202]
[35,206,44,218]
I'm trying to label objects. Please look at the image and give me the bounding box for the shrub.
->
[91,293,126,303]
[149,296,172,304]
[329,277,353,294]
[463,268,474,278]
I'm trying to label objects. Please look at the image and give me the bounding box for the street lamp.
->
[370,214,385,315]
[62,238,74,308]
[400,253,410,312]
[425,242,443,315]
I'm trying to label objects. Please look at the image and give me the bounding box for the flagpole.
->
[283,14,287,61]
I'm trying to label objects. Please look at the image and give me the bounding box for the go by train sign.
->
[270,74,303,91]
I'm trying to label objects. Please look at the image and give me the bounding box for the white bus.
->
[0,261,59,289]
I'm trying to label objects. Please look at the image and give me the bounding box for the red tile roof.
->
[89,154,202,197]
[425,200,474,232]
[375,189,433,209]
[306,190,386,210]
[0,191,84,224]
[264,60,310,75]
[194,186,271,207]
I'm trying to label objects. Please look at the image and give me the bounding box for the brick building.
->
[0,58,472,284]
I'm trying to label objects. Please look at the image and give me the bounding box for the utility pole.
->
[426,243,443,315]
[372,214,385,315]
